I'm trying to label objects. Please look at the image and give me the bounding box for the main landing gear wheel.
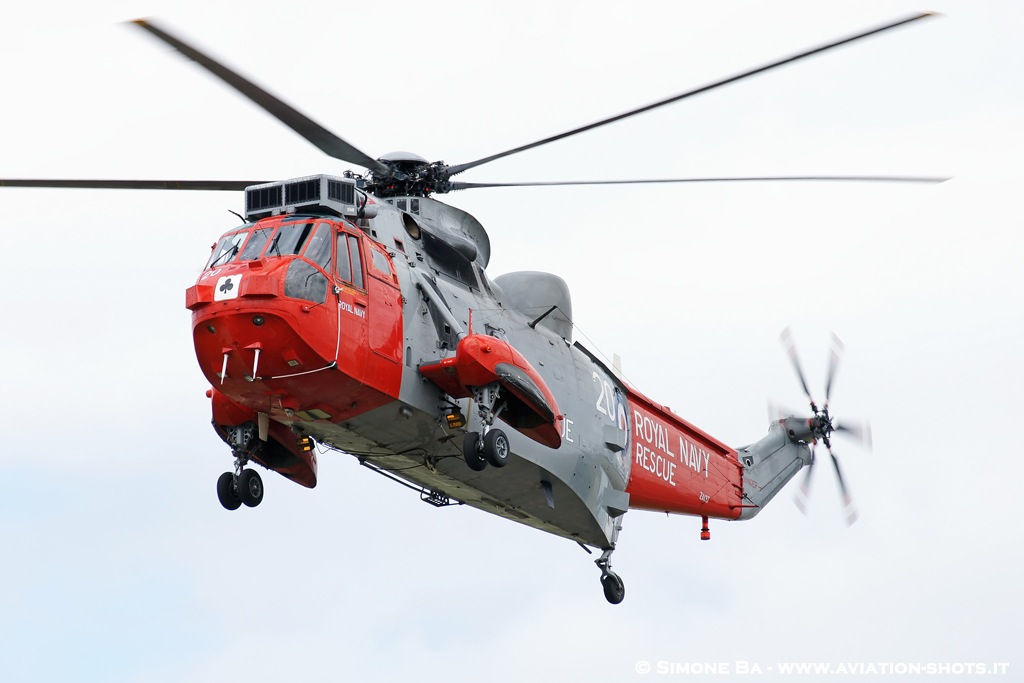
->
[462,429,511,470]
[239,469,264,508]
[217,471,241,510]
[463,432,487,471]
[600,571,626,605]
[462,382,512,471]
[483,428,510,468]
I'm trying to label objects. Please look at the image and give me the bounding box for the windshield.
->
[205,229,250,269]
[267,220,316,258]
[206,219,322,270]
[238,225,274,261]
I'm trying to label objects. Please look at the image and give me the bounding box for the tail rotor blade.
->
[835,420,873,451]
[781,327,816,410]
[827,447,858,525]
[793,449,815,515]
[825,332,845,405]
[767,399,800,423]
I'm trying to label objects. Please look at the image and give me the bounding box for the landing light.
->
[297,436,314,452]
[445,410,466,429]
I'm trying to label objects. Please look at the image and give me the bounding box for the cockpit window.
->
[303,223,332,270]
[267,220,315,258]
[204,220,321,271]
[238,226,273,261]
[206,229,249,269]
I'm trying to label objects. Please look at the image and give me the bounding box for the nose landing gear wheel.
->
[239,469,264,507]
[463,431,487,471]
[483,428,510,468]
[216,471,241,510]
[600,572,625,605]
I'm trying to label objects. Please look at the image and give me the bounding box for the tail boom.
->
[735,419,813,520]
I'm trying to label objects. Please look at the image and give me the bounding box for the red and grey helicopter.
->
[2,14,933,603]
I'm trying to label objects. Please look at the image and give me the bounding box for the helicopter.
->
[1,13,936,604]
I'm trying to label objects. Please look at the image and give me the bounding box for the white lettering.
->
[735,661,762,674]
[635,443,677,486]
[679,437,711,478]
[339,301,366,318]
[657,662,730,675]
[560,416,574,443]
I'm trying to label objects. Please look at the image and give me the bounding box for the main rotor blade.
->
[449,175,948,191]
[131,19,388,175]
[447,13,935,176]
[0,179,262,191]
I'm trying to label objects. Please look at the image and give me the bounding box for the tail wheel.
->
[239,469,264,508]
[462,432,487,471]
[600,572,625,605]
[483,428,510,468]
[216,472,241,511]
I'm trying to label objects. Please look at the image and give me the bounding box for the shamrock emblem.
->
[219,278,235,294]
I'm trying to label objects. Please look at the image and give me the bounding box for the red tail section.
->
[625,390,743,520]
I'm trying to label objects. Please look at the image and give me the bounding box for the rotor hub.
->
[366,152,452,198]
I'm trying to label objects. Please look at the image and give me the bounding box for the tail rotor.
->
[779,327,869,524]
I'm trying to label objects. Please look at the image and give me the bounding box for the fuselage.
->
[187,179,766,550]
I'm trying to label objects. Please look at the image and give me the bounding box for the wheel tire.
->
[601,572,625,605]
[463,432,487,471]
[217,472,241,511]
[239,469,264,508]
[483,428,510,468]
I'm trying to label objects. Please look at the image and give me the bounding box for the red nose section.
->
[188,254,402,485]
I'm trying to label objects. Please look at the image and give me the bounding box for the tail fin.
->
[735,419,813,520]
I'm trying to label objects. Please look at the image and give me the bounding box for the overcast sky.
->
[1,1,1020,681]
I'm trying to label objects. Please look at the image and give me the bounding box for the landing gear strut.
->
[462,382,510,471]
[594,518,625,604]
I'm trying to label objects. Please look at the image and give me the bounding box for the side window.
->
[303,223,332,270]
[349,235,364,289]
[335,232,365,289]
[336,233,351,282]
[369,246,392,280]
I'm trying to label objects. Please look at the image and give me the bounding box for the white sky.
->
[1,1,1020,681]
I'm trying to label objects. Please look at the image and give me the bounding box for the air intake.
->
[244,175,361,220]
